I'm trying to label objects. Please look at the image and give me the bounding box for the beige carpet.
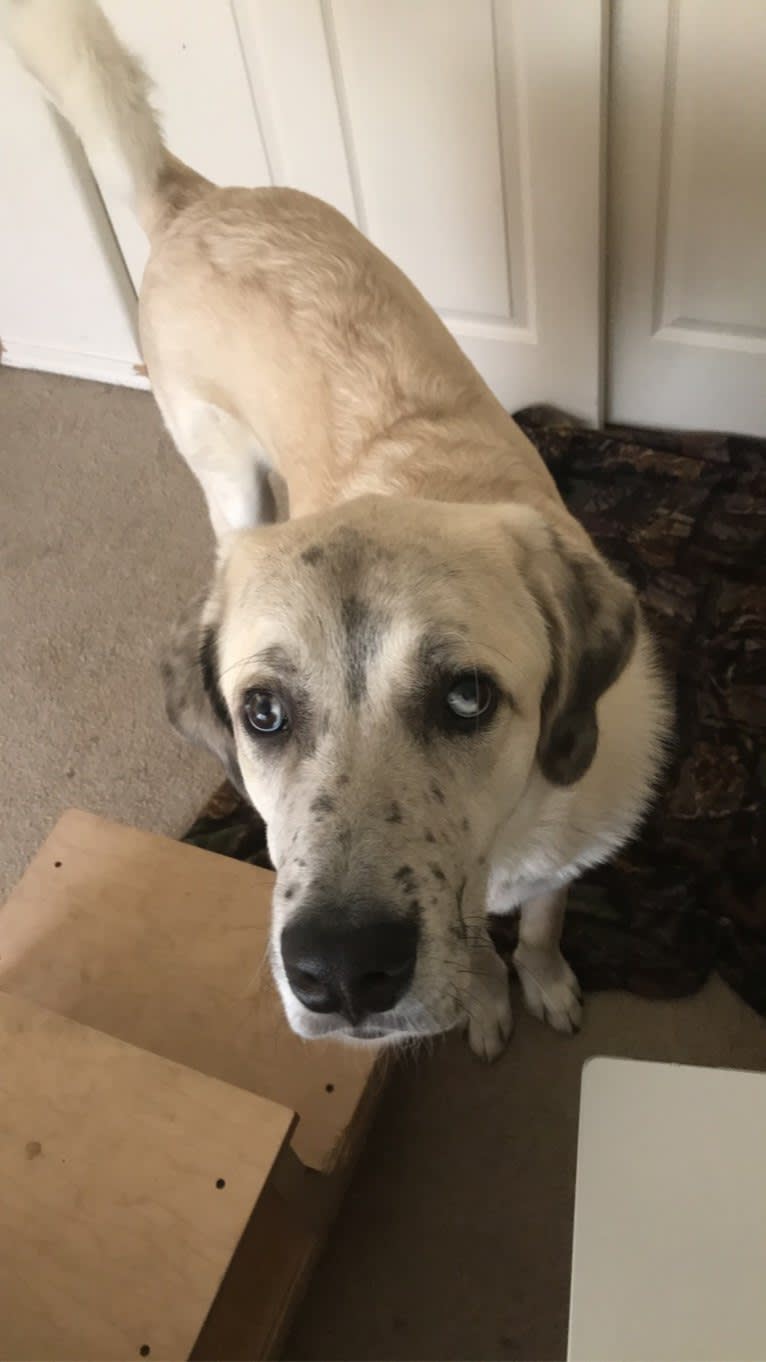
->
[0,367,218,899]
[2,366,765,1361]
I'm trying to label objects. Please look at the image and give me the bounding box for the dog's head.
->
[163,495,636,1042]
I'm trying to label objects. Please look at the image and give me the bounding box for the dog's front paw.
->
[513,943,583,1034]
[463,950,513,1061]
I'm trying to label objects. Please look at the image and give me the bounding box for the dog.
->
[5,0,670,1059]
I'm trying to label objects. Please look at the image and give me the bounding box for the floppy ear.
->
[528,528,638,786]
[160,591,244,795]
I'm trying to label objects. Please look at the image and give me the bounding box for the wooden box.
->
[0,811,386,1360]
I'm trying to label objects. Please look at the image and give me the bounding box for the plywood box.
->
[0,990,295,1361]
[0,811,386,1359]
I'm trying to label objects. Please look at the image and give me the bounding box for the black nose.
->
[280,909,418,1024]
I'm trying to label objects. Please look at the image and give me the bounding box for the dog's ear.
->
[526,527,638,786]
[160,592,244,794]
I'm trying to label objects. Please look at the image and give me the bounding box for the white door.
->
[95,0,606,422]
[608,0,766,436]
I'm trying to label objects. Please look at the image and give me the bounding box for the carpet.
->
[184,412,765,1016]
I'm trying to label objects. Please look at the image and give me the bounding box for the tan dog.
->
[6,0,670,1058]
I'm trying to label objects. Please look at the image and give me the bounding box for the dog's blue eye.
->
[244,690,289,735]
[445,672,496,722]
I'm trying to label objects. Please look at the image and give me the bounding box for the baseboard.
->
[1,340,151,390]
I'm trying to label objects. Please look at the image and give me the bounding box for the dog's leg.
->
[513,888,582,1033]
[158,393,283,539]
[462,927,513,1062]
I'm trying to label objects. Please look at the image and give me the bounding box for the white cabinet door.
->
[608,0,766,436]
[97,0,605,422]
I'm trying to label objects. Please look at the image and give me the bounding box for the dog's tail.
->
[2,0,208,234]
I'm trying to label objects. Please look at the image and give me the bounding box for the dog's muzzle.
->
[280,903,419,1025]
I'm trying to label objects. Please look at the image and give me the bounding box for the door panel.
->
[608,0,766,435]
[328,0,515,319]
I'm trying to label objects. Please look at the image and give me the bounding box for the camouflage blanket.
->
[183,411,766,1016]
